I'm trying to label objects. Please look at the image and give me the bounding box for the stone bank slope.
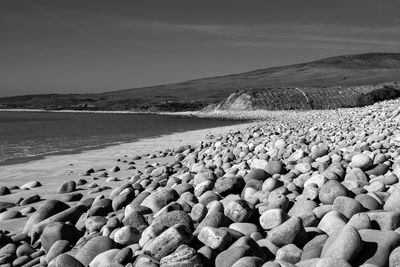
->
[2,100,400,266]
[214,82,400,111]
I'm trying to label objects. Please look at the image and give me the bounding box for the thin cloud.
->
[114,18,400,37]
[111,18,400,50]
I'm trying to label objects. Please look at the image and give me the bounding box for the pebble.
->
[20,181,42,190]
[46,240,70,263]
[19,194,41,205]
[141,188,178,213]
[317,210,348,236]
[113,226,140,246]
[85,216,107,232]
[229,222,258,235]
[259,209,288,230]
[384,184,400,212]
[75,236,115,266]
[276,243,302,264]
[350,154,373,170]
[332,196,364,219]
[0,186,11,196]
[224,199,253,222]
[54,254,84,267]
[301,234,328,261]
[320,224,362,261]
[0,210,22,221]
[389,246,400,267]
[353,229,400,266]
[57,180,77,194]
[2,99,400,266]
[28,204,87,238]
[89,248,120,267]
[143,224,193,260]
[23,199,70,234]
[40,222,81,252]
[267,216,306,247]
[319,180,349,205]
[198,226,232,250]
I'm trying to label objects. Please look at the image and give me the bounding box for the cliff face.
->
[215,93,254,110]
[214,82,400,111]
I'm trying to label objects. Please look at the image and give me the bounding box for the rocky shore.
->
[1,99,400,266]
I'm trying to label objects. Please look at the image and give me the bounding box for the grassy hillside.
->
[1,53,400,111]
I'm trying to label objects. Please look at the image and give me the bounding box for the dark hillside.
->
[1,53,400,111]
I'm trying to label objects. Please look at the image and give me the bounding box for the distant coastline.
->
[0,108,154,114]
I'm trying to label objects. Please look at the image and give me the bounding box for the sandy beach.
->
[0,122,254,232]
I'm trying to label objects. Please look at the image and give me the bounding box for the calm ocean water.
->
[0,111,239,165]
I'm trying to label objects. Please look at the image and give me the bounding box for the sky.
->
[1,0,400,97]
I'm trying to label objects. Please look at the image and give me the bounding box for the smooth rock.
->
[55,254,84,267]
[332,196,364,219]
[75,236,115,266]
[301,234,328,261]
[0,210,22,221]
[46,240,70,263]
[57,181,77,194]
[275,243,302,264]
[319,180,348,205]
[20,181,42,190]
[198,226,232,250]
[40,222,81,252]
[113,226,140,246]
[267,216,306,247]
[215,245,252,267]
[317,211,348,236]
[141,188,178,213]
[89,248,119,267]
[350,154,373,170]
[143,224,193,260]
[384,184,400,212]
[320,224,362,261]
[353,229,400,266]
[260,209,288,230]
[23,200,70,234]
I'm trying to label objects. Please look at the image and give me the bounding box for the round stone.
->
[319,180,349,205]
[350,154,373,170]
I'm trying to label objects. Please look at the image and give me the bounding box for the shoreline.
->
[0,121,254,232]
[0,121,255,183]
[0,111,249,167]
[0,108,256,122]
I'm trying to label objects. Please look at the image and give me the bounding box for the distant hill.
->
[1,53,400,111]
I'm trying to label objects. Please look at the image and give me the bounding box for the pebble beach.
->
[1,99,400,267]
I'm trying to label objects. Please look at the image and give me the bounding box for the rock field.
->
[1,99,400,267]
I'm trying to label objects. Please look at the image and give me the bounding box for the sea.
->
[0,111,240,165]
